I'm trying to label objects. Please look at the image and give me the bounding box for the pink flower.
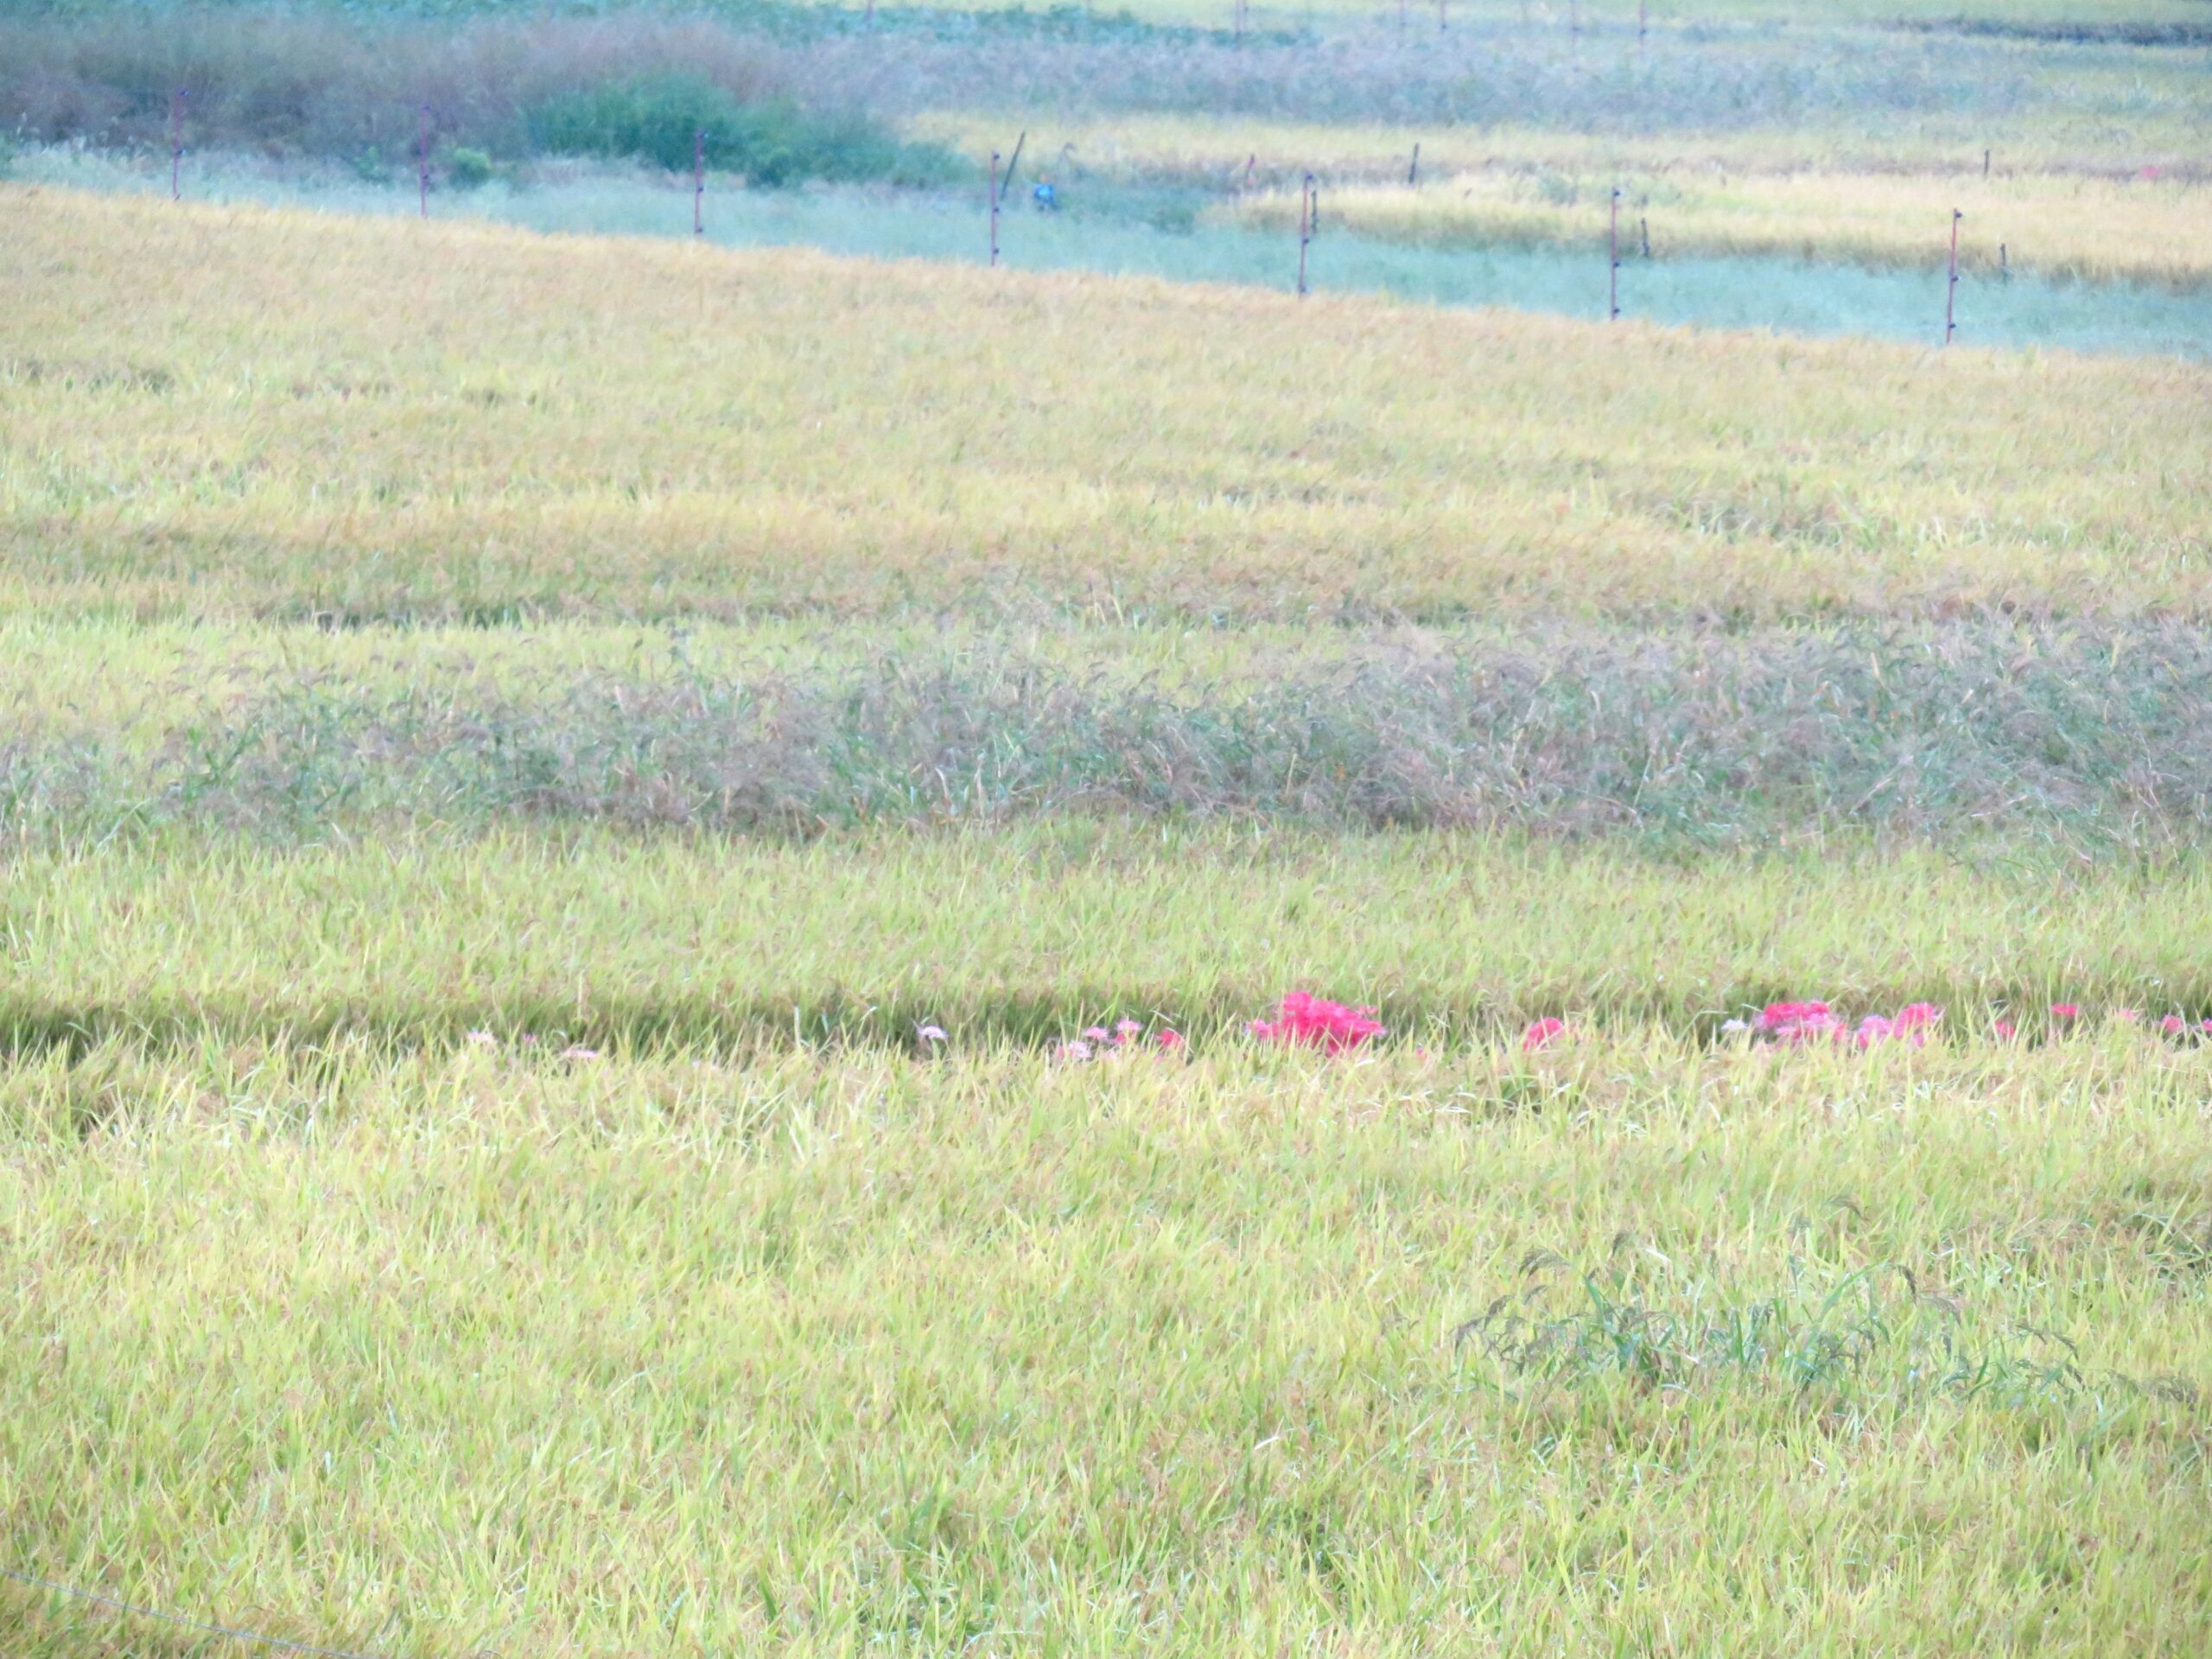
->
[1853,1015,1893,1049]
[2162,1014,2187,1035]
[1249,992,1384,1054]
[464,1029,498,1047]
[2113,1007,2141,1024]
[917,1024,948,1044]
[1116,1018,1142,1039]
[1156,1029,1185,1051]
[2050,1004,2079,1022]
[1060,1039,1093,1062]
[1083,1027,1112,1044]
[560,1045,600,1062]
[1521,1017,1567,1052]
[1993,1020,2017,1040]
[1758,1001,1845,1044]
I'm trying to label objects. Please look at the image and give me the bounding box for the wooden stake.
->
[694,130,705,236]
[170,89,185,200]
[1408,142,1421,187]
[417,104,429,219]
[988,151,1001,267]
[1609,188,1621,321]
[1945,208,1961,345]
[1297,172,1314,296]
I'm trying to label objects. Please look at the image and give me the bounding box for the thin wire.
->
[2,1564,387,1659]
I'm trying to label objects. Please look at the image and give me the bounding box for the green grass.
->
[5,830,2212,1050]
[4,1022,2209,1655]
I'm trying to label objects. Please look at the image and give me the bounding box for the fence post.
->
[1639,215,1649,258]
[694,130,705,236]
[417,105,429,219]
[1609,187,1621,321]
[170,89,185,200]
[1944,208,1961,345]
[989,151,1001,267]
[1408,142,1421,187]
[1297,172,1314,296]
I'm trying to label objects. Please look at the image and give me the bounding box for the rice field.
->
[5,2,2212,1649]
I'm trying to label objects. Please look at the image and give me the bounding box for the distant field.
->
[1226,168,2212,289]
[7,189,2209,628]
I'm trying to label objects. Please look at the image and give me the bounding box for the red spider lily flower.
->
[1857,1003,1939,1049]
[2050,1004,2080,1022]
[2113,1007,2141,1024]
[1758,1001,1845,1044]
[1250,992,1383,1054]
[1156,1029,1185,1051]
[1993,1019,2017,1040]
[1522,1017,1568,1052]
[2162,1014,2187,1035]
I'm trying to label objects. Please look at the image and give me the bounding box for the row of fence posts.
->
[156,92,1984,347]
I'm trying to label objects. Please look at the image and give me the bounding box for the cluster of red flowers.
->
[1000,993,2212,1065]
[1249,992,1385,1053]
[1739,1000,1942,1049]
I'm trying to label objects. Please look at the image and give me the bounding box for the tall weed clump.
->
[524,74,958,186]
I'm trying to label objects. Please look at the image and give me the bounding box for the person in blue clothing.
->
[1032,180,1057,212]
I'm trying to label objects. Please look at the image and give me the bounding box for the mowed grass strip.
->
[3,1035,2206,1656]
[5,830,2212,1049]
[3,188,2209,625]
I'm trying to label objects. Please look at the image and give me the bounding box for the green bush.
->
[445,145,494,190]
[522,74,957,189]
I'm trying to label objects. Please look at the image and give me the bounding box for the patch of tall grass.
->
[3,621,2210,849]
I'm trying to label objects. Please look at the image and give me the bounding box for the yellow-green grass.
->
[0,615,1407,745]
[7,831,2212,1047]
[1226,167,2212,289]
[915,105,2212,187]
[6,188,2210,627]
[5,1027,2209,1656]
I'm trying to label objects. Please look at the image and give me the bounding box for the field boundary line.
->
[2,1563,391,1659]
